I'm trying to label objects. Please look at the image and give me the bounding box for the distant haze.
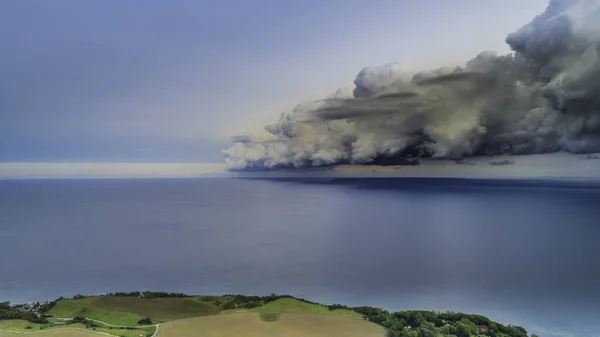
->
[3,152,600,179]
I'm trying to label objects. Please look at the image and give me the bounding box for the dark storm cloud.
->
[224,0,600,169]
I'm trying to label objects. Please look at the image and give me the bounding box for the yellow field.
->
[157,312,385,337]
[0,329,101,337]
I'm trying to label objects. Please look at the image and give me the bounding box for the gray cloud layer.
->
[224,0,600,169]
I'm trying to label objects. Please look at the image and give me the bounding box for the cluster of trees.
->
[141,291,188,299]
[104,292,143,297]
[345,307,528,337]
[213,293,321,311]
[102,291,188,299]
[137,317,153,325]
[0,302,47,324]
[68,316,99,328]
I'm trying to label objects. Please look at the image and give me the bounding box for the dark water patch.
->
[240,176,600,190]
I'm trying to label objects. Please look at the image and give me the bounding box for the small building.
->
[478,325,489,333]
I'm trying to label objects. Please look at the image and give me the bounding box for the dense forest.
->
[349,306,530,337]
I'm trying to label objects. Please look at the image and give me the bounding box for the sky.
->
[0,0,550,163]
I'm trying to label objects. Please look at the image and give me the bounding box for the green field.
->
[0,318,155,337]
[0,319,87,332]
[220,297,364,318]
[47,297,145,325]
[94,297,218,322]
[46,296,218,325]
[0,330,100,337]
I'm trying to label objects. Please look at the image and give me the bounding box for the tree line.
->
[211,293,322,310]
[72,291,189,299]
[103,291,189,299]
[345,306,529,337]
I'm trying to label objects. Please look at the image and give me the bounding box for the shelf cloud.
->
[224,0,600,170]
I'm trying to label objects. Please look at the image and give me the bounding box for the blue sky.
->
[0,0,549,162]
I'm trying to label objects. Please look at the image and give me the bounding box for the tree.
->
[138,317,153,325]
[69,316,91,327]
[403,329,419,337]
[408,312,425,327]
[456,318,477,337]
[418,323,436,337]
[386,329,401,337]
[532,335,539,337]
[221,301,236,310]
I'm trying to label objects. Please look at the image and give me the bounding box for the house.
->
[478,325,489,333]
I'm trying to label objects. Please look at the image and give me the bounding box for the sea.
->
[1,178,599,337]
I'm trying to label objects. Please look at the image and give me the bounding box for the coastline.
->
[1,293,532,337]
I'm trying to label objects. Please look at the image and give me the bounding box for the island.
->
[1,292,537,337]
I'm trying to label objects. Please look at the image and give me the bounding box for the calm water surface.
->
[1,178,599,337]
